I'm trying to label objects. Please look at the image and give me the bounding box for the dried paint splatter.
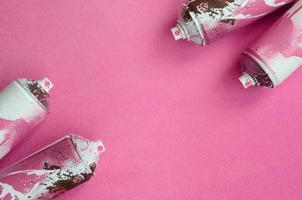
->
[43,162,95,194]
[183,0,237,25]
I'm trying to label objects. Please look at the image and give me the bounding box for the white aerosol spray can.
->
[0,77,53,158]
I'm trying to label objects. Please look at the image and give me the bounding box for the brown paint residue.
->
[27,80,49,108]
[43,162,61,170]
[42,162,95,194]
[183,0,236,25]
[46,171,93,193]
[188,0,234,12]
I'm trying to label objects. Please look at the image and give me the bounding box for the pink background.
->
[0,1,302,200]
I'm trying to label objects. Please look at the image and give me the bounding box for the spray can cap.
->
[37,77,53,93]
[239,73,256,89]
[171,26,186,40]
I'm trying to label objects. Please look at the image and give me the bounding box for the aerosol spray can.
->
[239,1,302,88]
[0,134,105,200]
[171,0,294,45]
[0,77,53,159]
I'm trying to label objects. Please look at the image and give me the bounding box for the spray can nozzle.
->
[37,77,54,94]
[239,73,256,89]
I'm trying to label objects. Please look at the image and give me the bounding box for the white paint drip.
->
[262,52,302,84]
[0,169,49,179]
[0,182,28,199]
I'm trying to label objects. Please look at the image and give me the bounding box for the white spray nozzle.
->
[171,26,185,41]
[239,73,256,89]
[38,77,53,93]
[95,140,106,154]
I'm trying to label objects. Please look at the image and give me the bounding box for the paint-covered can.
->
[0,134,105,199]
[0,77,53,159]
[171,0,294,45]
[239,1,302,88]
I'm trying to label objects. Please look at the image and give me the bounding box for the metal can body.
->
[172,0,294,45]
[243,1,302,87]
[0,81,47,159]
[0,134,104,200]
